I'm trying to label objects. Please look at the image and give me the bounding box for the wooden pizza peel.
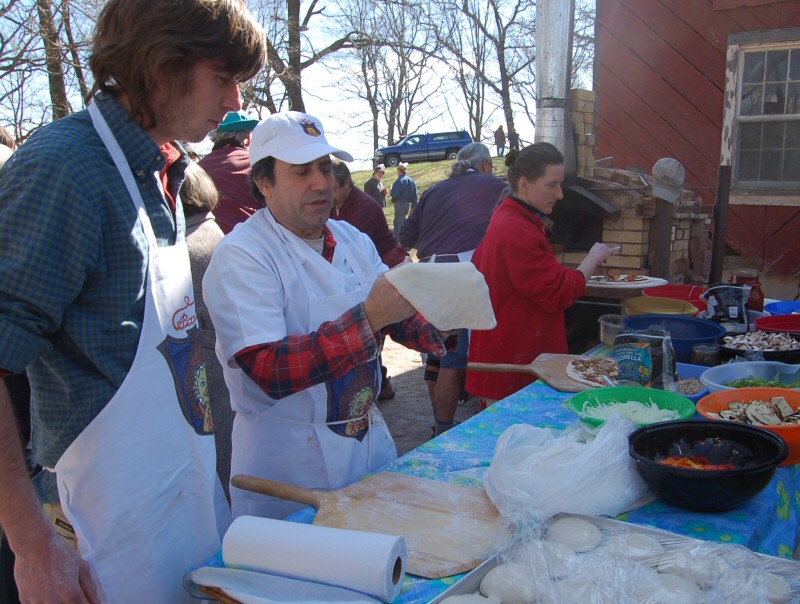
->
[468,353,594,392]
[231,472,499,579]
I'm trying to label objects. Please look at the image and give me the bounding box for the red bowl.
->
[755,314,800,335]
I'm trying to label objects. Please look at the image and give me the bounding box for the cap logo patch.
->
[299,119,321,137]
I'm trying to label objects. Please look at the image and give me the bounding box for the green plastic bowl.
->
[566,386,697,427]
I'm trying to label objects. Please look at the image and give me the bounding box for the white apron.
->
[52,101,228,603]
[230,212,396,520]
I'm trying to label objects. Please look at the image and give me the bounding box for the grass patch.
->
[351,157,508,226]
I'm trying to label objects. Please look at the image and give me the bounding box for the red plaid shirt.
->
[235,225,449,399]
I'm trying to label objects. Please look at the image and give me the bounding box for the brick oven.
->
[555,89,714,351]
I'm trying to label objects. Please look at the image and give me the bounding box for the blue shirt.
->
[390,174,418,207]
[0,93,184,501]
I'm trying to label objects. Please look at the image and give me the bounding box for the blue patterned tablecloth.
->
[203,380,800,604]
[362,381,800,603]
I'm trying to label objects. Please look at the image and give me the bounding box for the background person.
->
[398,142,505,435]
[199,110,262,234]
[364,163,388,207]
[466,143,618,405]
[390,162,417,234]
[330,158,410,401]
[203,111,453,521]
[180,162,234,499]
[494,125,506,156]
[0,1,265,601]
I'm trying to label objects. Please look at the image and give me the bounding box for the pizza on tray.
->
[566,357,619,388]
[589,274,648,283]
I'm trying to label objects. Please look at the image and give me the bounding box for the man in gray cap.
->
[363,163,388,207]
[203,111,452,520]
[199,110,262,233]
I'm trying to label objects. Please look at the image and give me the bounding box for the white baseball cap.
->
[652,157,685,203]
[249,111,353,167]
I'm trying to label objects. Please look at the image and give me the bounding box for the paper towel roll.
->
[222,516,407,602]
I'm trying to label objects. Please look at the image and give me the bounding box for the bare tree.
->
[426,0,537,144]
[253,0,365,112]
[36,0,70,119]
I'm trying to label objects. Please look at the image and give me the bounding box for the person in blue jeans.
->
[390,162,417,234]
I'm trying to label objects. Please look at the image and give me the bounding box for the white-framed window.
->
[721,28,800,203]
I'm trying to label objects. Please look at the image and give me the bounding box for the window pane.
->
[740,122,762,149]
[787,122,800,148]
[763,122,785,149]
[760,150,782,180]
[764,83,786,115]
[738,150,760,180]
[788,82,800,114]
[743,51,765,84]
[792,49,800,81]
[741,84,763,115]
[766,50,789,82]
[781,150,800,181]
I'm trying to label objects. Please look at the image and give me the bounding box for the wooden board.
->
[530,353,598,393]
[231,472,499,579]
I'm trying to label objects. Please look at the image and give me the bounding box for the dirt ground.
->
[376,337,481,456]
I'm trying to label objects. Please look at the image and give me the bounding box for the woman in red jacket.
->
[466,143,617,404]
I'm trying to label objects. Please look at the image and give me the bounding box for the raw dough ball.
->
[765,571,791,604]
[552,578,617,604]
[440,594,501,604]
[604,532,664,564]
[517,539,575,579]
[656,548,717,587]
[545,517,602,553]
[650,573,704,604]
[479,563,536,604]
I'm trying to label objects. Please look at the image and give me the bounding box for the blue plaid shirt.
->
[0,93,185,502]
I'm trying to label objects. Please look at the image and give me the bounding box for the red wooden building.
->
[594,0,800,280]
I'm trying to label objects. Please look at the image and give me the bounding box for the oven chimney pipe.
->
[535,0,578,180]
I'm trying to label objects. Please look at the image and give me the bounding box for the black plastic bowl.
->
[628,419,788,512]
[718,332,800,364]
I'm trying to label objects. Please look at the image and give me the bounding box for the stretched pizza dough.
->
[383,262,496,331]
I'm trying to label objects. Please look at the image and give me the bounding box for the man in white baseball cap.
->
[203,111,452,520]
[364,163,388,207]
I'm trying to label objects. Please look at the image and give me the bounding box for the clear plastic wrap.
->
[434,514,800,604]
[483,414,649,523]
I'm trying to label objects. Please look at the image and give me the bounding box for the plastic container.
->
[629,419,787,511]
[718,333,800,364]
[696,388,800,466]
[675,362,710,404]
[598,314,625,346]
[691,343,721,367]
[643,284,708,314]
[622,314,728,363]
[566,386,696,428]
[755,314,800,334]
[700,361,800,393]
[764,301,800,316]
[622,296,699,317]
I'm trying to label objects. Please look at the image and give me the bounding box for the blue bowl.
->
[622,314,728,363]
[675,362,709,404]
[700,361,800,393]
[765,301,800,316]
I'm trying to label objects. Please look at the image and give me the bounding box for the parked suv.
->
[374,130,473,167]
